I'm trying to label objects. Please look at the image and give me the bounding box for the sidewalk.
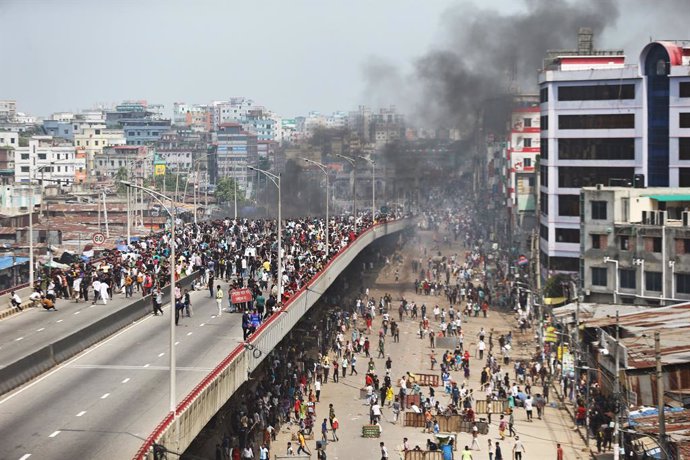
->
[273,226,588,459]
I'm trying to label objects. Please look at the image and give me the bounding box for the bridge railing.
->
[133,218,412,459]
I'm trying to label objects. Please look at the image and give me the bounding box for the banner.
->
[231,287,253,304]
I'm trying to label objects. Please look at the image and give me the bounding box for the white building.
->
[539,37,690,277]
[14,137,86,186]
[0,101,16,121]
[0,131,18,148]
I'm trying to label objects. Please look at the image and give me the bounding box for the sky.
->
[0,0,688,119]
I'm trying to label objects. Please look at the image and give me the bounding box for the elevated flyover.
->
[0,218,411,460]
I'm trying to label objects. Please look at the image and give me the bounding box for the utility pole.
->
[614,310,621,460]
[656,331,668,459]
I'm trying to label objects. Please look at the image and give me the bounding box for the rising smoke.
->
[364,0,620,134]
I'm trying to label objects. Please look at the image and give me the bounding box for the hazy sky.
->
[0,0,687,119]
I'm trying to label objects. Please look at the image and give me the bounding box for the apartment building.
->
[14,137,85,186]
[539,35,690,277]
[582,186,690,305]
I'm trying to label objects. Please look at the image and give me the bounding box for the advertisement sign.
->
[231,288,253,304]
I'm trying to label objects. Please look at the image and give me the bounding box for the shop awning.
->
[645,194,690,202]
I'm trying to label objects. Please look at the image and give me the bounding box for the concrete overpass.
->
[0,218,411,460]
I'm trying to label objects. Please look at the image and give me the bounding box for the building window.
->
[681,113,690,128]
[540,115,548,130]
[591,267,607,286]
[540,139,548,159]
[524,157,532,167]
[556,228,580,243]
[558,167,634,188]
[76,141,80,146]
[523,118,532,128]
[540,192,548,215]
[95,129,101,135]
[645,271,662,292]
[620,269,636,289]
[677,273,690,294]
[540,165,548,187]
[20,166,29,173]
[558,84,635,101]
[558,138,635,160]
[20,153,29,160]
[94,140,99,146]
[591,234,604,249]
[558,195,579,216]
[591,201,607,220]
[644,237,662,253]
[619,235,630,250]
[558,114,635,130]
[540,224,548,241]
[540,87,548,103]
[680,82,690,98]
[523,138,532,148]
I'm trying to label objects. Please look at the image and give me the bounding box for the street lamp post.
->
[248,167,282,302]
[120,179,179,414]
[357,155,376,218]
[302,158,330,258]
[336,154,357,232]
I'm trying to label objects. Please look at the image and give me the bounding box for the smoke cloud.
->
[363,0,620,134]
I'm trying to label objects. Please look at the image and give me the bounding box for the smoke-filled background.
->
[363,0,690,134]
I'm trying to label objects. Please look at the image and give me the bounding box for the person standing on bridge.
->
[216,285,224,316]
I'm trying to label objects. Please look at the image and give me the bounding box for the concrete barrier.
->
[0,271,202,395]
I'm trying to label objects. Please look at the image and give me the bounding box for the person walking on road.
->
[461,446,473,460]
[556,443,564,460]
[216,285,224,316]
[513,436,526,460]
[152,288,164,316]
[380,442,389,460]
[331,416,339,441]
[495,442,503,460]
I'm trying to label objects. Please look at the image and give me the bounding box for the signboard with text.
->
[231,288,253,304]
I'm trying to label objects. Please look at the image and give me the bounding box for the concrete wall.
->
[136,218,412,459]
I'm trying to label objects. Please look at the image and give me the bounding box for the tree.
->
[216,177,245,204]
[115,167,129,194]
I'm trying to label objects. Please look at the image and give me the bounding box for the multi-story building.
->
[173,103,212,131]
[0,101,17,121]
[582,185,690,304]
[14,137,85,185]
[371,107,405,148]
[98,145,150,179]
[213,123,258,196]
[0,132,18,148]
[119,119,172,146]
[508,96,540,219]
[73,125,127,173]
[155,131,210,172]
[539,33,690,277]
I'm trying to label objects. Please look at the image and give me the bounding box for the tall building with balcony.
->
[213,123,258,196]
[539,33,690,278]
[582,185,690,305]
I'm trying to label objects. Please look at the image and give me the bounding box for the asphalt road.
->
[0,289,154,369]
[0,288,245,460]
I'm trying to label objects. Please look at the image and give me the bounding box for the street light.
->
[248,166,282,302]
[357,155,376,219]
[120,178,179,414]
[302,158,330,258]
[336,154,357,232]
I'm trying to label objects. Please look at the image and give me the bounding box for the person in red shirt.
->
[556,443,564,460]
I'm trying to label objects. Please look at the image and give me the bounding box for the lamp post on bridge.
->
[248,166,282,304]
[120,177,180,414]
[302,158,330,258]
[357,155,376,219]
[336,154,357,232]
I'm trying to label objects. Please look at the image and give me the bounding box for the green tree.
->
[216,177,245,203]
[115,167,129,194]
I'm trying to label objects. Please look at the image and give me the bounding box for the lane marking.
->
[122,378,130,384]
[143,364,150,368]
[200,323,205,327]
[89,305,96,308]
[36,328,45,332]
[0,297,174,405]
[76,411,86,417]
[48,430,61,438]
[175,341,180,346]
[19,454,31,460]
[70,364,211,372]
[56,319,64,323]
[15,337,23,341]
[158,353,165,358]
[187,332,193,336]
[101,393,110,399]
